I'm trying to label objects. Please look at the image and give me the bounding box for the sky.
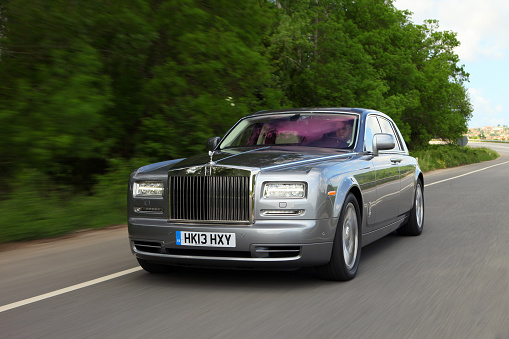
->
[394,0,509,128]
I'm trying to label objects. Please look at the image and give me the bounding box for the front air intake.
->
[133,241,163,253]
[168,176,250,222]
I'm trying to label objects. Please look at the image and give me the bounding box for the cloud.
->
[468,88,505,127]
[395,0,509,62]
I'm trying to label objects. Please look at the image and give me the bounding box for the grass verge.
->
[0,158,147,244]
[410,144,499,172]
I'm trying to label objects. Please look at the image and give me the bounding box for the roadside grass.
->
[0,158,147,243]
[0,145,500,243]
[0,189,126,243]
[410,144,499,172]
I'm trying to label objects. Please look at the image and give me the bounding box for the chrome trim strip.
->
[261,209,304,216]
[255,249,300,253]
[134,251,302,262]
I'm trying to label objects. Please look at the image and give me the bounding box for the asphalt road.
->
[1,142,509,338]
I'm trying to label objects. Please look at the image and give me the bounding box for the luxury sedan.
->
[128,108,424,280]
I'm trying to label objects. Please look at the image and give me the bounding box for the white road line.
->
[425,160,509,187]
[0,267,142,313]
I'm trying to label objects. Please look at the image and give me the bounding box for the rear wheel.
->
[316,193,361,281]
[137,258,174,274]
[397,180,424,236]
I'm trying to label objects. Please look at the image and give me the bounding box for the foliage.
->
[410,145,499,172]
[269,1,472,147]
[0,159,147,243]
[138,0,277,159]
[0,0,475,241]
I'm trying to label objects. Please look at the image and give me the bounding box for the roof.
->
[249,107,377,117]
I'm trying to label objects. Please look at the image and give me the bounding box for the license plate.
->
[176,231,236,247]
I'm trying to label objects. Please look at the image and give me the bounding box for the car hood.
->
[135,147,354,177]
[135,147,353,176]
[179,146,350,170]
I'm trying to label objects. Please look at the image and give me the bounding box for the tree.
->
[402,20,472,148]
[0,0,114,190]
[0,0,473,195]
[137,0,278,159]
[269,0,471,148]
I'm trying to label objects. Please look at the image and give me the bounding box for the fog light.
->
[134,207,163,213]
[261,209,304,216]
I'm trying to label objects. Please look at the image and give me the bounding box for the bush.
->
[410,144,499,172]
[0,158,149,243]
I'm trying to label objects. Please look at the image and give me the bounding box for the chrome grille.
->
[168,176,250,222]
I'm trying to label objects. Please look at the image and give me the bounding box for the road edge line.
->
[0,267,142,313]
[425,160,509,187]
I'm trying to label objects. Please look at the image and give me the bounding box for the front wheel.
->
[397,180,424,236]
[316,193,361,281]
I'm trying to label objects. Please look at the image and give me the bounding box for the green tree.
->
[402,20,472,147]
[269,0,471,148]
[137,0,278,159]
[0,0,114,190]
[0,0,473,195]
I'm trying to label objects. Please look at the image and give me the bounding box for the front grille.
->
[168,176,250,222]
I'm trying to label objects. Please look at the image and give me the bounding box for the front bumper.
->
[128,217,336,269]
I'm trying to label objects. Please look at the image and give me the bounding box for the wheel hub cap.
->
[342,203,358,270]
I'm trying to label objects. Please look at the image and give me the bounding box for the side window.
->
[364,115,382,152]
[378,117,401,151]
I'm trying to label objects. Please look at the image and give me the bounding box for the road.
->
[1,142,509,338]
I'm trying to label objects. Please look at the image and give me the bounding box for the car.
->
[128,107,424,280]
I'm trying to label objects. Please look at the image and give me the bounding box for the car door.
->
[385,119,416,217]
[365,115,402,229]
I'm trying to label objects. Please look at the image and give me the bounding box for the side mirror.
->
[372,133,395,156]
[206,137,221,151]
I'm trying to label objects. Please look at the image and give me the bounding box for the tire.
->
[397,180,424,236]
[137,258,174,274]
[316,193,361,281]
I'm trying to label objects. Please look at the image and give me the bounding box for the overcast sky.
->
[394,0,509,128]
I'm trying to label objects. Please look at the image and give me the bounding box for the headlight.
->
[263,183,306,199]
[133,181,164,197]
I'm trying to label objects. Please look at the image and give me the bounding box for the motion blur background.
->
[0,0,472,242]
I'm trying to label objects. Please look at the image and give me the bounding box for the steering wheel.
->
[321,136,349,148]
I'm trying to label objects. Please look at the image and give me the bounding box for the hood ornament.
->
[205,151,216,176]
[208,150,216,166]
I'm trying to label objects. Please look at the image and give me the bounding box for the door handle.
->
[390,158,402,163]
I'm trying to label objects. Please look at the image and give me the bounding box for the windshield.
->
[220,113,358,149]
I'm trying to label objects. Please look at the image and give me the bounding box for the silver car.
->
[128,108,424,280]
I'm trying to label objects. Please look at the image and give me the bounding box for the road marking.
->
[426,160,509,187]
[0,267,142,313]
